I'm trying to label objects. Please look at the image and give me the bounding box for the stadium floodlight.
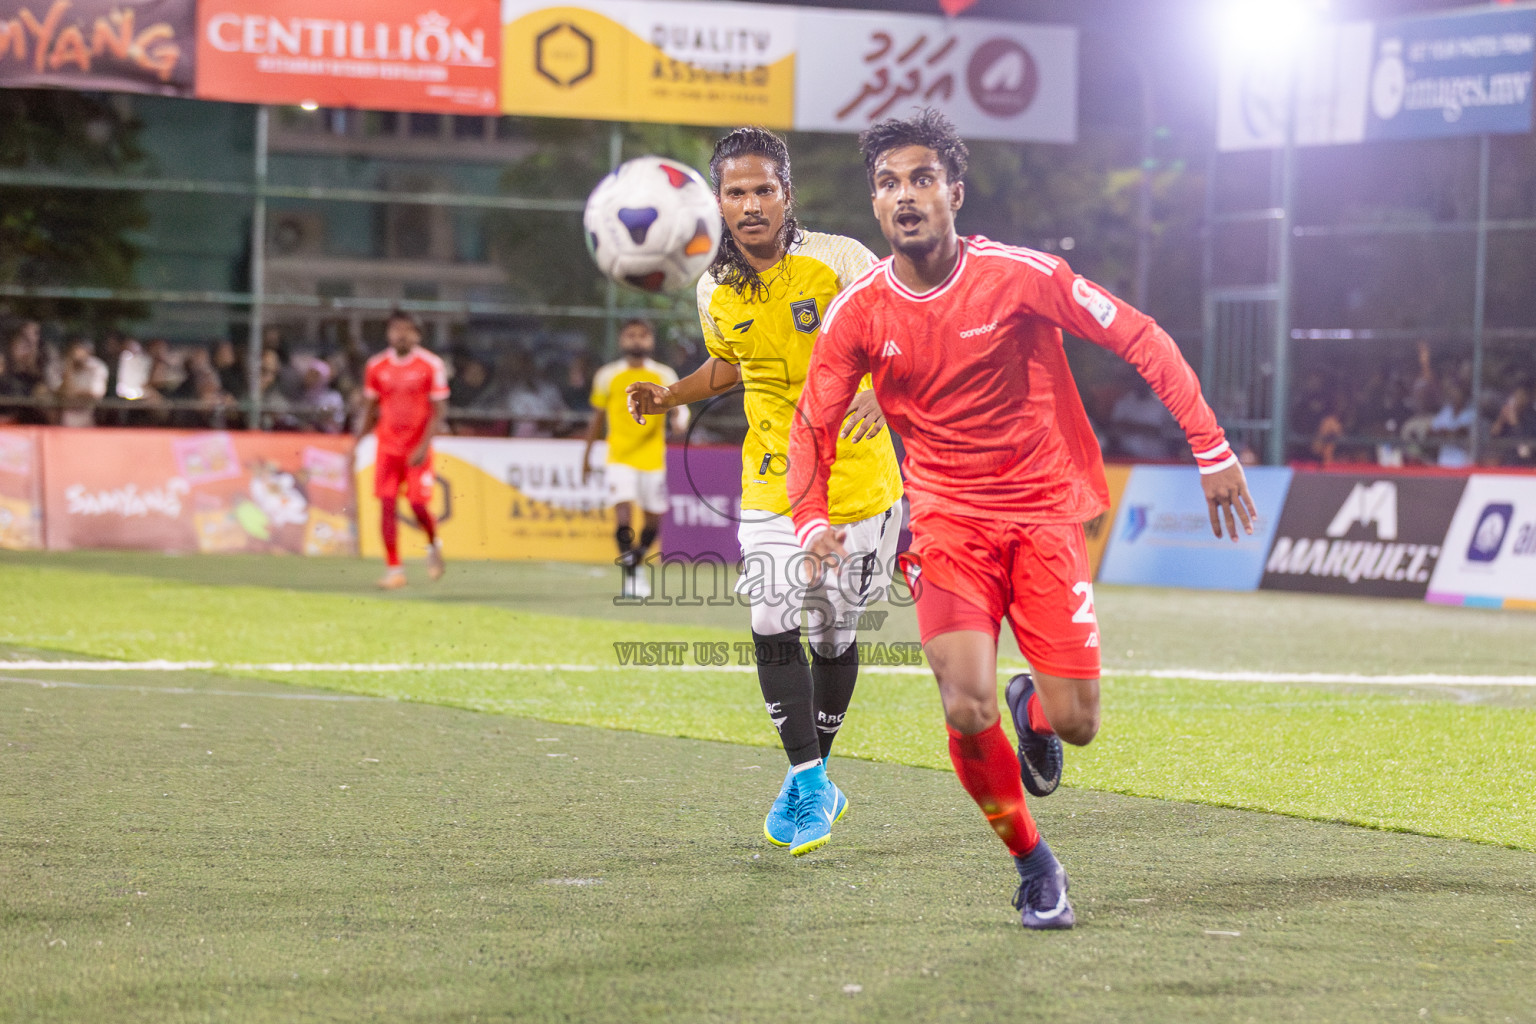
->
[299,100,320,112]
[1215,0,1324,62]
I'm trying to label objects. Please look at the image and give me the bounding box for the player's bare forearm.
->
[582,410,605,479]
[626,357,739,424]
[1202,462,1257,542]
[802,525,849,587]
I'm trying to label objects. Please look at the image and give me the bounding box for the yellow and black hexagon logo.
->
[790,298,820,334]
[535,22,594,88]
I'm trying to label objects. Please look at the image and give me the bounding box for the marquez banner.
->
[500,0,1077,142]
[0,0,194,95]
[41,429,356,555]
[1260,471,1466,600]
[196,0,499,113]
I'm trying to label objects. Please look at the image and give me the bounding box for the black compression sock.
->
[811,642,859,759]
[752,628,818,765]
[638,524,658,556]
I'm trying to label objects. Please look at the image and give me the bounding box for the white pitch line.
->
[0,675,388,701]
[2,660,1534,687]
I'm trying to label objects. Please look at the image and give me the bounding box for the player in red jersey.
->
[355,310,450,589]
[788,111,1256,929]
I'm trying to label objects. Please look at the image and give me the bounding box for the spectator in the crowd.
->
[258,348,298,430]
[1429,378,1476,468]
[1108,380,1177,461]
[449,356,493,410]
[561,351,595,412]
[504,354,564,437]
[211,339,247,400]
[296,359,346,433]
[0,349,23,424]
[1490,376,1535,466]
[261,326,304,401]
[3,320,50,424]
[57,337,109,428]
[144,337,185,397]
[1310,389,1359,467]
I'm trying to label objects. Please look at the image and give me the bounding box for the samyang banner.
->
[500,0,1077,142]
[1260,471,1466,600]
[0,0,195,95]
[196,0,499,114]
[40,428,355,555]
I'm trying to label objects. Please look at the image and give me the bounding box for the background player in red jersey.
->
[788,110,1257,929]
[354,310,449,590]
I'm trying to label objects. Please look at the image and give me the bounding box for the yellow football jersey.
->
[696,231,902,523]
[590,357,678,472]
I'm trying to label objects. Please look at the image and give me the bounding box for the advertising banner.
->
[1083,462,1130,580]
[0,0,195,95]
[501,0,797,127]
[196,0,499,114]
[1426,473,1536,611]
[501,0,1076,142]
[794,8,1076,143]
[1367,8,1536,142]
[0,428,42,550]
[1097,465,1293,591]
[1260,472,1466,600]
[1217,5,1536,151]
[41,429,355,555]
[354,435,614,564]
[664,442,742,563]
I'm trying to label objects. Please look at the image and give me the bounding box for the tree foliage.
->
[0,89,149,327]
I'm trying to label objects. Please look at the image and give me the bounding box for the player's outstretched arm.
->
[625,356,740,424]
[1202,461,1257,542]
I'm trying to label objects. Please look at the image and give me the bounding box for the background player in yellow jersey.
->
[583,318,685,598]
[627,127,903,856]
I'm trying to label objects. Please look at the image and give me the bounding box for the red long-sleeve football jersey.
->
[788,236,1235,545]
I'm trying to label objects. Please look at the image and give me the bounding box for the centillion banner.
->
[501,0,797,128]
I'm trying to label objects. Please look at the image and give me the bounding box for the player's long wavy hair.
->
[707,126,800,301]
[857,108,970,188]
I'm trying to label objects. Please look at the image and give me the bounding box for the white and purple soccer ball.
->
[583,155,722,294]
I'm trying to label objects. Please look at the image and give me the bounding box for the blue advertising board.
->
[1366,7,1536,140]
[1097,466,1294,591]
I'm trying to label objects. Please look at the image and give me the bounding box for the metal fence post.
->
[1471,134,1490,465]
[246,104,269,430]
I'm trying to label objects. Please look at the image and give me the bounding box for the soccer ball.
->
[583,156,722,294]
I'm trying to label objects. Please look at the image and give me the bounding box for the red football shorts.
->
[374,449,435,506]
[900,508,1101,680]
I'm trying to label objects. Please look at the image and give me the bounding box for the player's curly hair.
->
[857,108,970,189]
[707,126,800,301]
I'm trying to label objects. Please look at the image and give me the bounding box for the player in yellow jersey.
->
[583,318,686,598]
[627,127,903,856]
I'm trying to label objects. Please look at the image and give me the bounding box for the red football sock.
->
[1026,691,1054,735]
[947,719,1040,857]
[409,502,437,544]
[381,504,400,568]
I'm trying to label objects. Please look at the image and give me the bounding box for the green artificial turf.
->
[3,560,1533,850]
[3,667,1534,1024]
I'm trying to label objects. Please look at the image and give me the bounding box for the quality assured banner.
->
[0,0,195,95]
[501,0,1077,142]
[501,0,798,128]
[196,0,499,113]
[354,434,615,564]
[41,428,355,555]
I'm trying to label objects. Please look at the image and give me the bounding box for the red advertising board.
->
[41,428,355,555]
[0,0,195,95]
[194,0,498,113]
[0,428,43,550]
